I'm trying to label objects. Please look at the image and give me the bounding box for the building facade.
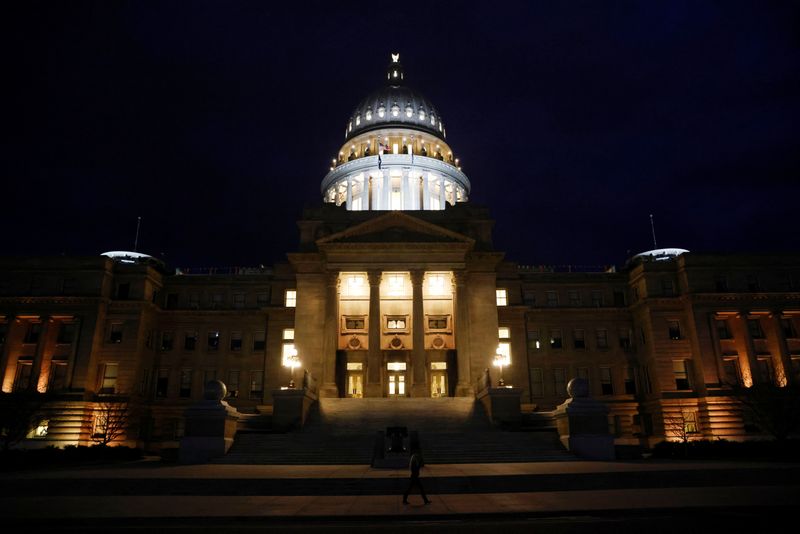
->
[2,55,799,451]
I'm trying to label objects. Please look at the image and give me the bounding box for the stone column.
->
[734,313,759,386]
[402,169,411,209]
[453,272,473,396]
[366,271,383,397]
[30,316,53,392]
[383,172,390,209]
[422,173,430,210]
[319,272,340,397]
[767,312,792,386]
[410,270,427,397]
[0,315,15,392]
[346,176,353,209]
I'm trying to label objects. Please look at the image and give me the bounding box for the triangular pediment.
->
[316,211,475,246]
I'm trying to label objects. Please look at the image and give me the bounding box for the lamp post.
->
[493,346,510,387]
[284,347,301,388]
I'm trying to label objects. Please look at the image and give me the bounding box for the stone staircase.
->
[216,397,572,465]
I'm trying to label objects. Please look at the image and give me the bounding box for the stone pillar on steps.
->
[366,270,383,397]
[180,380,240,464]
[552,378,615,460]
[410,269,428,397]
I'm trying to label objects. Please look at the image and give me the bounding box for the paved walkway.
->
[1,459,797,521]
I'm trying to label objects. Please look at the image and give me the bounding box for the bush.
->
[0,445,143,471]
[651,438,800,460]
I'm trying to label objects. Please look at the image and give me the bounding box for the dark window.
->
[233,294,246,309]
[253,331,266,352]
[207,331,220,351]
[109,323,123,344]
[746,274,761,292]
[668,320,681,340]
[549,329,562,349]
[624,367,637,394]
[722,358,741,386]
[156,369,169,398]
[427,318,446,330]
[546,291,558,307]
[619,329,631,349]
[527,330,540,351]
[573,329,585,349]
[166,293,178,309]
[14,361,33,391]
[780,318,797,339]
[184,331,197,351]
[673,360,691,390]
[596,329,608,349]
[230,332,243,351]
[568,290,581,306]
[613,290,626,307]
[591,290,603,307]
[179,369,192,398]
[249,371,264,399]
[523,291,536,306]
[24,323,41,344]
[600,367,613,395]
[757,358,774,384]
[49,361,68,391]
[748,319,764,339]
[0,323,7,345]
[161,331,174,351]
[716,319,732,340]
[57,323,76,344]
[117,283,130,299]
[256,292,270,306]
[661,279,674,297]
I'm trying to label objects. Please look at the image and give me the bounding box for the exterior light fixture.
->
[493,346,510,387]
[283,347,301,388]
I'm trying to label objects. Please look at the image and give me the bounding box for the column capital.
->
[326,271,340,288]
[453,270,468,285]
[409,270,424,286]
[367,270,382,287]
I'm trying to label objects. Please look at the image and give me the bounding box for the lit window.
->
[28,419,49,438]
[355,115,361,125]
[496,289,508,306]
[283,328,294,341]
[365,110,372,121]
[430,114,436,125]
[386,317,407,330]
[427,273,447,295]
[498,327,510,340]
[100,363,118,394]
[285,290,297,307]
[387,362,406,371]
[419,110,426,120]
[347,362,363,371]
[281,343,296,366]
[387,274,405,296]
[391,104,400,117]
[430,362,447,370]
[378,106,385,118]
[405,106,413,117]
[527,330,540,350]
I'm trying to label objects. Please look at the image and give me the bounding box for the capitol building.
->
[1,54,799,458]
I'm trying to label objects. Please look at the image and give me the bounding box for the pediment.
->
[316,211,475,246]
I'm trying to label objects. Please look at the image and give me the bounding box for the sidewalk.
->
[1,460,797,521]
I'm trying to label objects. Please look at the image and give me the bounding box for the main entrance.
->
[387,361,407,397]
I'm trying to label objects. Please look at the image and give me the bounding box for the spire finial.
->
[386,53,404,85]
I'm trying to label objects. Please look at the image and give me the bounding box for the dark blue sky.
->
[4,1,799,268]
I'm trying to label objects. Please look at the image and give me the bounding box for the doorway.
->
[346,361,364,398]
[387,361,407,397]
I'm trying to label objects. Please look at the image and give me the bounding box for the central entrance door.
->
[387,361,407,397]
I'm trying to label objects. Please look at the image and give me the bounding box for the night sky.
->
[5,1,799,269]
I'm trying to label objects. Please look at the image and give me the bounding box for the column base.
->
[318,383,339,398]
[455,383,474,397]
[365,383,383,398]
[411,384,429,398]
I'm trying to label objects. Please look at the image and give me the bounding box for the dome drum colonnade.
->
[321,54,471,212]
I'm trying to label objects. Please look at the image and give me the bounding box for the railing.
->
[174,266,273,276]
[518,264,617,274]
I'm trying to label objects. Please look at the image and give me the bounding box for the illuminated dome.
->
[322,53,470,211]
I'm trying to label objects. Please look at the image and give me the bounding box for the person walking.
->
[403,450,431,504]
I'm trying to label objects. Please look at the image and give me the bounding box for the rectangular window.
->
[156,369,169,398]
[256,292,270,306]
[722,357,741,386]
[619,329,631,349]
[523,291,536,306]
[748,319,765,339]
[228,370,240,396]
[573,329,585,349]
[600,367,613,395]
[668,320,681,340]
[24,322,41,344]
[596,329,608,349]
[498,327,510,340]
[230,331,243,351]
[661,279,674,297]
[161,331,174,351]
[49,360,69,391]
[716,319,732,340]
[546,290,559,307]
[343,315,367,332]
[284,290,297,308]
[116,282,130,300]
[61,277,76,293]
[166,293,178,309]
[212,293,224,308]
[568,290,581,306]
[757,357,774,384]
[553,368,566,396]
[207,330,220,351]
[14,360,33,391]
[591,290,603,308]
[249,371,264,399]
[100,363,119,394]
[189,293,200,309]
[527,330,541,351]
[577,366,589,386]
[203,369,217,386]
[233,293,246,309]
[179,369,192,398]
[426,316,449,331]
[746,274,760,291]
[109,323,123,344]
[673,360,691,390]
[184,331,197,351]
[385,316,408,332]
[780,318,798,339]
[253,331,266,352]
[550,329,562,349]
[613,290,626,307]
[496,289,508,306]
[57,322,76,344]
[684,411,699,434]
[624,366,636,394]
[531,368,544,397]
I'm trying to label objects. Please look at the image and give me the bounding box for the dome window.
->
[439,122,443,131]
[391,104,400,117]
[366,110,372,121]
[378,105,386,118]
[419,110,426,121]
[430,115,436,126]
[355,115,361,126]
[405,105,413,118]
[348,121,353,132]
